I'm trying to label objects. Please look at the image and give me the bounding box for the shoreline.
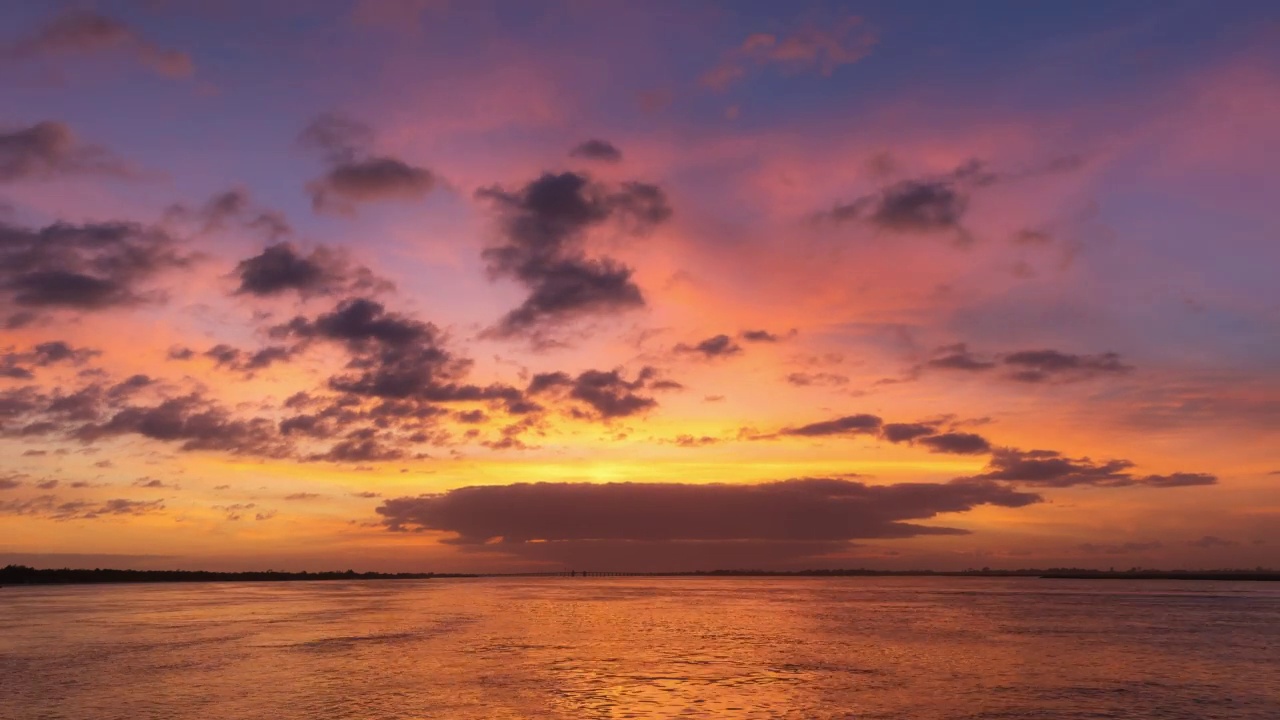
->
[4,565,1278,586]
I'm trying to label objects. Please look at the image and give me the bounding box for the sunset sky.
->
[1,0,1277,573]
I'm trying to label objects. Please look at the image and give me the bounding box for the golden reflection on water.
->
[1,577,1277,719]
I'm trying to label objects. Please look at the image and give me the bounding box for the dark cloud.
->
[46,386,105,422]
[202,344,297,373]
[167,346,195,361]
[308,157,436,215]
[0,476,22,490]
[917,344,1133,383]
[780,413,883,438]
[0,341,99,378]
[821,160,1007,240]
[880,422,939,443]
[307,437,405,463]
[213,502,256,521]
[569,139,623,163]
[1141,473,1219,488]
[0,495,165,521]
[284,492,321,501]
[74,393,289,457]
[289,296,440,351]
[674,334,742,359]
[785,372,849,387]
[0,121,132,182]
[527,372,572,395]
[273,297,507,403]
[477,171,671,335]
[234,242,389,297]
[107,375,151,399]
[492,257,644,337]
[28,341,99,366]
[926,344,995,371]
[4,311,36,329]
[741,329,789,343]
[769,414,990,454]
[4,10,193,78]
[0,386,110,440]
[300,114,436,215]
[827,179,968,237]
[866,180,968,233]
[1002,349,1132,383]
[527,367,661,420]
[262,297,541,450]
[483,431,535,452]
[132,477,175,489]
[375,478,1040,568]
[757,414,1211,495]
[10,421,58,437]
[0,387,45,420]
[166,188,291,241]
[286,396,444,446]
[917,432,992,455]
[972,448,1132,487]
[972,448,1217,489]
[0,219,192,313]
[672,434,721,447]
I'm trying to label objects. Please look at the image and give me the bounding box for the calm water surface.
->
[1,577,1277,719]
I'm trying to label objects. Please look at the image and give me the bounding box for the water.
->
[1,577,1276,719]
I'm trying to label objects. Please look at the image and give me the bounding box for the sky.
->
[0,0,1277,573]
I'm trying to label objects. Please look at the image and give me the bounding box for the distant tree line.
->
[3,565,1276,585]
[504,568,1280,580]
[0,565,475,585]
[680,566,1280,576]
[679,568,1279,580]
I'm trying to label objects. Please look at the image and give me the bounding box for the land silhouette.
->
[3,564,1277,585]
[0,565,471,585]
